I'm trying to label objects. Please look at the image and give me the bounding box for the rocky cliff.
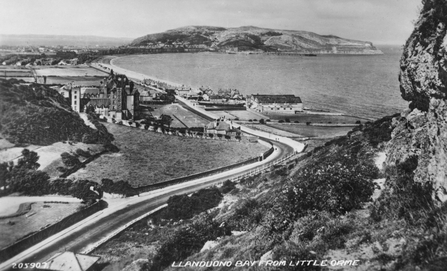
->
[131,25,383,54]
[387,0,447,200]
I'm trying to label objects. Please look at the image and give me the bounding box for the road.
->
[0,139,294,271]
[0,61,305,271]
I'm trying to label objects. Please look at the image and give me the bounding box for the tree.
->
[159,114,173,129]
[17,149,40,170]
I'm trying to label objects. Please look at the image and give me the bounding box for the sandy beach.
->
[97,56,184,88]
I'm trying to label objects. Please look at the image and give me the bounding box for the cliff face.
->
[131,25,383,54]
[387,0,447,198]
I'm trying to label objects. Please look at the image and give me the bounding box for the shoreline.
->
[108,56,185,88]
[96,55,375,121]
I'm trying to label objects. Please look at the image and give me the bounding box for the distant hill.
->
[0,79,113,146]
[131,25,383,54]
[0,34,132,47]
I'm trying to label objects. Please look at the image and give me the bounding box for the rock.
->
[387,0,447,200]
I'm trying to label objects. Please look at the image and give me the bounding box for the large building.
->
[248,94,303,114]
[64,72,140,120]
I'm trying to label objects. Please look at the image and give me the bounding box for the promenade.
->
[90,61,306,153]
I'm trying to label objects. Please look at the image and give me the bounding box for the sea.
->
[113,45,408,120]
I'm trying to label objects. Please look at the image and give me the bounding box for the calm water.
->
[114,46,408,119]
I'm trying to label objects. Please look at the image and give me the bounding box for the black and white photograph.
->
[1,0,446,270]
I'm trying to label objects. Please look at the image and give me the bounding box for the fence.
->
[216,151,299,186]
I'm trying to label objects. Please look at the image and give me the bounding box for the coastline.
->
[106,56,186,89]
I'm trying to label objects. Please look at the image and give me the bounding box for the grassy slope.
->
[0,79,113,146]
[70,123,269,186]
[92,114,447,271]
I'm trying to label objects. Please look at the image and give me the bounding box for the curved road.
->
[0,140,295,271]
[0,60,304,271]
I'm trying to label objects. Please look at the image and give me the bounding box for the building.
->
[248,94,303,114]
[42,251,100,271]
[205,119,241,137]
[63,72,140,120]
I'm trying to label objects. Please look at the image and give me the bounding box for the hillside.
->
[95,1,447,270]
[0,79,113,146]
[131,25,382,54]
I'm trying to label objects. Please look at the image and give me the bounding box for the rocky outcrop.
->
[131,25,383,55]
[387,0,447,199]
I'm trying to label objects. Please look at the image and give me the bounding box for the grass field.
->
[264,112,368,123]
[69,123,269,187]
[0,201,82,249]
[34,66,107,77]
[267,123,355,138]
[211,110,266,121]
[148,104,210,128]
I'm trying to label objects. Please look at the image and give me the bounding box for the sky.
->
[0,0,422,45]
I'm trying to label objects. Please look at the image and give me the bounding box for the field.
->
[0,201,82,249]
[34,65,107,77]
[243,122,355,138]
[212,110,265,121]
[146,104,210,128]
[69,123,269,186]
[267,123,356,138]
[264,112,368,123]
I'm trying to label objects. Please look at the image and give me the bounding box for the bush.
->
[259,119,265,124]
[281,153,378,218]
[150,214,231,271]
[75,148,91,158]
[279,120,284,123]
[285,118,290,123]
[370,155,435,224]
[101,178,138,197]
[164,187,223,220]
[306,121,311,125]
[220,180,236,194]
[60,152,81,168]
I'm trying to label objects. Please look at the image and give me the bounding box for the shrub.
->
[306,121,311,126]
[259,119,265,124]
[164,187,223,220]
[279,120,284,123]
[75,148,91,158]
[281,153,378,218]
[151,214,231,271]
[60,152,81,168]
[285,118,290,123]
[370,155,435,224]
[220,180,236,194]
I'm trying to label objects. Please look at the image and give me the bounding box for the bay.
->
[113,46,408,120]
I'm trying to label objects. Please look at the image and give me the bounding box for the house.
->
[42,251,100,271]
[248,94,303,114]
[205,119,241,137]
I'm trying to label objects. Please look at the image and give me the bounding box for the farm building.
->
[248,94,303,114]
